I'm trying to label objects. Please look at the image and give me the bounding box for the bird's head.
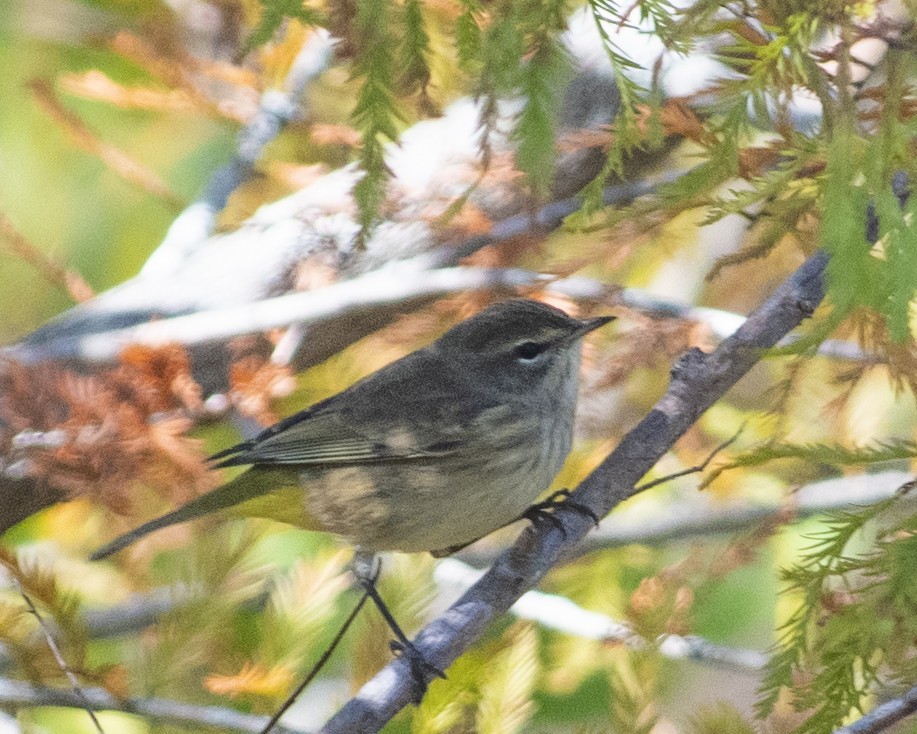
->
[434,299,614,399]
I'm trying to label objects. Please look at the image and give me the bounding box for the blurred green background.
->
[0,0,234,342]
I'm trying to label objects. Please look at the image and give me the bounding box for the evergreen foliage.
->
[757,481,917,732]
[142,0,917,336]
[350,0,401,241]
[701,439,917,488]
[244,0,324,54]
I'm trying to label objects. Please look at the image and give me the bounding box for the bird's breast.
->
[299,403,576,554]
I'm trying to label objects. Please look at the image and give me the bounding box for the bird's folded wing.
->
[210,411,449,468]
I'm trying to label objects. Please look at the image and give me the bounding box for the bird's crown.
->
[436,299,611,357]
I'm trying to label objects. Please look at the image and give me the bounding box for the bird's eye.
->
[514,341,545,362]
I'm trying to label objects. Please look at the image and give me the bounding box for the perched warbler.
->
[92,299,613,561]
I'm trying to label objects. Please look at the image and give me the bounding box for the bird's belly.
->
[301,433,570,553]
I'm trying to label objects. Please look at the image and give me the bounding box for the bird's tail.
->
[90,467,290,560]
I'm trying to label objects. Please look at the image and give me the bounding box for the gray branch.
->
[833,682,917,734]
[55,560,765,674]
[319,252,828,733]
[0,677,305,734]
[575,469,913,551]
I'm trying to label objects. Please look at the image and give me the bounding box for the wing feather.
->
[211,411,431,468]
[210,345,487,469]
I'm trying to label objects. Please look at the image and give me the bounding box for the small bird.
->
[91,299,613,561]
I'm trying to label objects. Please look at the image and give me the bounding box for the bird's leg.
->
[351,551,445,701]
[521,489,600,536]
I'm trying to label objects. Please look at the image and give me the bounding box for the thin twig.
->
[14,581,105,734]
[450,469,917,564]
[0,677,303,734]
[0,211,93,302]
[634,428,744,493]
[27,79,182,209]
[614,0,642,30]
[261,588,370,734]
[9,261,868,368]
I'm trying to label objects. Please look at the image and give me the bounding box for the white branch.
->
[434,558,767,672]
[18,253,870,367]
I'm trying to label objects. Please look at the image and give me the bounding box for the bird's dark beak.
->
[576,314,615,337]
[560,314,614,345]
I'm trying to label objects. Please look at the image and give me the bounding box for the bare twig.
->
[83,585,202,638]
[261,589,369,734]
[14,581,105,734]
[318,252,828,732]
[833,682,917,734]
[567,468,915,557]
[0,211,93,303]
[0,677,303,734]
[83,583,269,639]
[28,79,182,209]
[634,429,744,493]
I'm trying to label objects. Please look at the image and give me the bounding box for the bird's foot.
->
[390,639,446,702]
[521,489,600,537]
